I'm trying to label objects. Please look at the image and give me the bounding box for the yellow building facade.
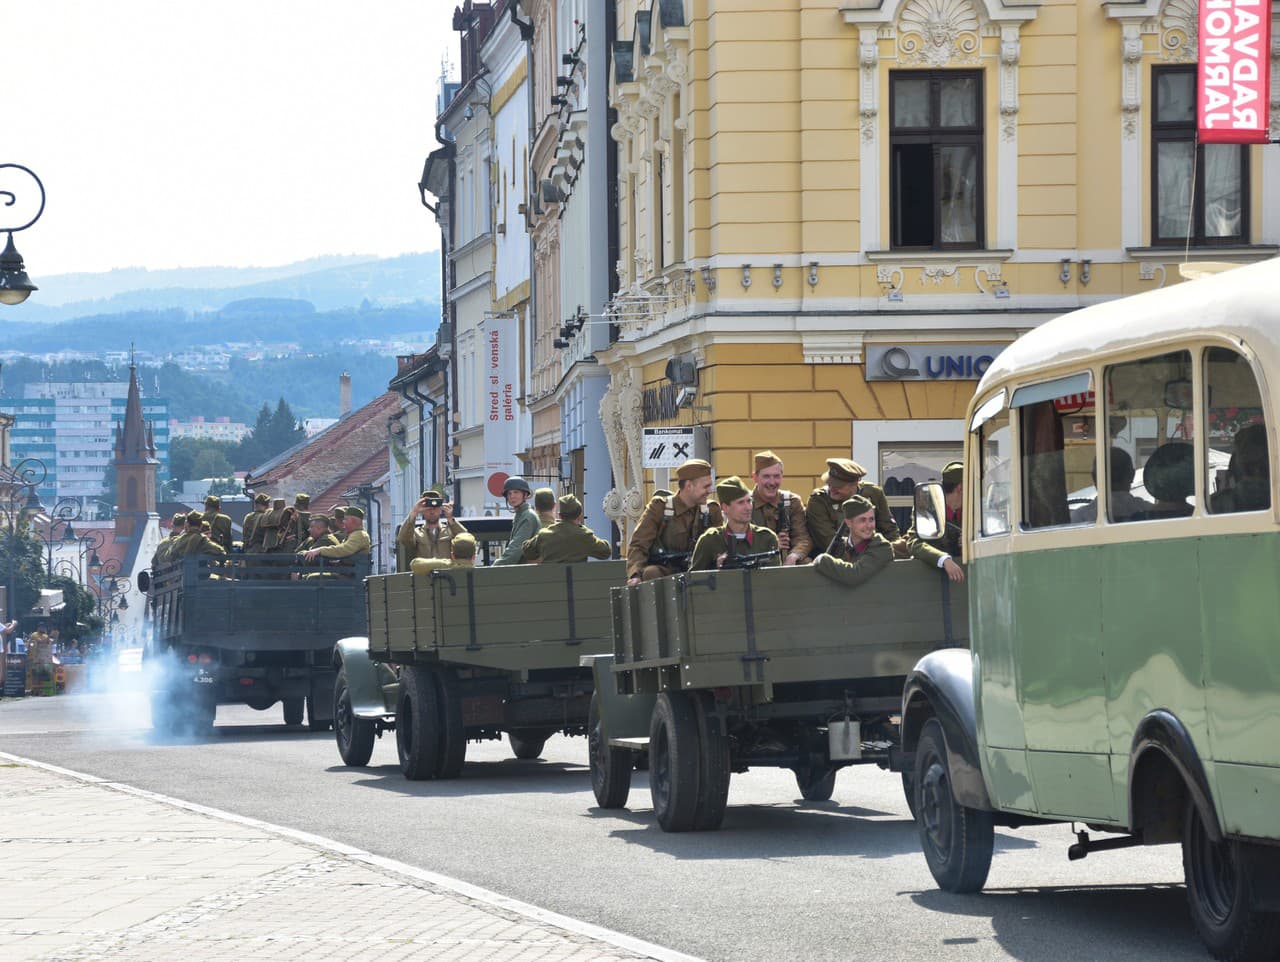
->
[596,0,1280,537]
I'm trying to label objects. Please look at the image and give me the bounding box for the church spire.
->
[117,361,152,464]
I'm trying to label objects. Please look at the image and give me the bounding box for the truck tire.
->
[306,695,332,732]
[396,665,440,780]
[915,718,993,893]
[334,668,375,767]
[434,667,467,778]
[508,730,551,760]
[692,692,731,831]
[902,771,919,821]
[794,765,837,802]
[588,692,631,809]
[283,697,305,726]
[649,691,701,833]
[1184,801,1280,962]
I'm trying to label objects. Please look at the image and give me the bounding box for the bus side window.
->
[1105,349,1195,523]
[1206,346,1270,515]
[1018,396,1096,530]
[980,409,1011,535]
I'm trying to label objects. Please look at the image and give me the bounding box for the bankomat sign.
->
[866,344,1008,381]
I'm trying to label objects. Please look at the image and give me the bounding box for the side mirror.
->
[136,570,151,594]
[912,482,947,540]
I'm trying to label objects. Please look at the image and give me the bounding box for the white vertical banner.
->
[481,313,520,501]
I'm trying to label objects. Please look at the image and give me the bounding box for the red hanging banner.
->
[1198,0,1273,144]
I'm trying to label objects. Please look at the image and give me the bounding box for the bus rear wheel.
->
[915,718,993,893]
[1183,802,1280,962]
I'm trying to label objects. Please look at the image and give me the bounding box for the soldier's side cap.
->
[942,461,965,485]
[841,495,876,519]
[557,493,583,517]
[332,506,347,517]
[185,510,203,525]
[533,487,556,511]
[753,450,782,472]
[716,475,751,504]
[204,494,220,507]
[824,458,867,484]
[309,514,331,529]
[272,498,286,510]
[421,487,444,501]
[452,532,477,558]
[294,493,310,506]
[253,493,270,505]
[344,506,366,520]
[675,458,712,481]
[171,512,186,525]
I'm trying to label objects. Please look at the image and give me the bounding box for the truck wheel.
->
[692,692,731,831]
[396,665,440,780]
[649,691,701,833]
[508,730,550,760]
[1184,801,1280,961]
[306,695,332,732]
[434,667,467,779]
[915,718,993,893]
[902,771,919,821]
[588,692,631,809]
[283,697,305,726]
[334,668,375,767]
[794,765,837,802]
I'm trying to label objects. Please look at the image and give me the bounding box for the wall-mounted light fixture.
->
[741,264,752,289]
[807,262,819,289]
[772,264,784,290]
[1059,259,1072,287]
[700,265,716,292]
[1079,259,1092,286]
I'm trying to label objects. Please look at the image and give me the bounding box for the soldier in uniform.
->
[689,476,781,571]
[904,460,965,583]
[410,532,478,574]
[303,505,371,563]
[152,513,186,569]
[494,477,539,566]
[749,451,812,566]
[397,488,467,563]
[813,496,894,588]
[533,487,558,528]
[202,495,234,551]
[180,509,228,561]
[241,493,270,551]
[522,494,612,564]
[625,458,722,585]
[331,506,348,543]
[296,514,339,553]
[291,493,312,546]
[806,458,899,556]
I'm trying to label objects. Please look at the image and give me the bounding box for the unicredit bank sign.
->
[866,344,1008,381]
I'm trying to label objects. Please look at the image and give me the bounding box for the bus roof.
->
[979,257,1280,393]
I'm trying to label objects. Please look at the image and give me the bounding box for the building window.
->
[1152,66,1248,246]
[889,70,984,249]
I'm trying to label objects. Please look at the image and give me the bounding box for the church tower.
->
[112,361,158,540]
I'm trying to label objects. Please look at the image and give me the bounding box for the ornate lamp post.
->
[0,164,45,306]
[0,457,49,624]
[31,498,88,577]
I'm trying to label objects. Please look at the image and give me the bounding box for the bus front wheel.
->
[1183,803,1280,962]
[915,718,993,893]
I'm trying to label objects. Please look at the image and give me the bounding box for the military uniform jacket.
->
[397,515,467,561]
[152,535,181,569]
[242,509,268,551]
[522,521,612,564]
[180,531,227,558]
[905,512,962,569]
[314,528,372,558]
[537,512,557,529]
[297,533,339,553]
[813,533,893,588]
[806,483,900,551]
[202,511,234,551]
[689,524,781,572]
[751,489,812,559]
[495,505,540,566]
[626,495,724,579]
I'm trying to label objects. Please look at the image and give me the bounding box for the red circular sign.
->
[487,472,510,498]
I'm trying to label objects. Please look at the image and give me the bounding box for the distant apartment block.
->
[166,350,232,372]
[10,379,169,511]
[168,416,250,442]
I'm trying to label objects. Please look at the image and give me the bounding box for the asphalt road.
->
[0,691,1211,962]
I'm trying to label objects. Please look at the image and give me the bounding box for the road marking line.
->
[0,750,703,962]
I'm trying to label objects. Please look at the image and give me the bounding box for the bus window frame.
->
[969,389,1010,542]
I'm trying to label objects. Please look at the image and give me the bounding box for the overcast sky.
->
[3,1,454,276]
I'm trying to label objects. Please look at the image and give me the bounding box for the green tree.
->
[208,477,241,497]
[268,398,305,452]
[191,447,233,480]
[44,574,102,642]
[0,526,50,624]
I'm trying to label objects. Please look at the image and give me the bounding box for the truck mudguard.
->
[901,648,992,811]
[333,637,395,719]
[1129,709,1222,842]
[583,654,656,741]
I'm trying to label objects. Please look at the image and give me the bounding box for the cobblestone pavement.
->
[0,760,686,961]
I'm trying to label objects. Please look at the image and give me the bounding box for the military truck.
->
[146,552,369,734]
[586,561,967,831]
[333,560,625,777]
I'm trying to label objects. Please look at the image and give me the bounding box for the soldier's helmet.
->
[502,477,532,496]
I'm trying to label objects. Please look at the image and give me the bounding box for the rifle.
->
[721,550,779,571]
[648,547,693,572]
[822,520,849,560]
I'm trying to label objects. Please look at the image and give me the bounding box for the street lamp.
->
[31,497,87,576]
[1,457,49,623]
[0,164,46,306]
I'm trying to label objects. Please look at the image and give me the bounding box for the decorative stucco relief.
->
[896,0,982,66]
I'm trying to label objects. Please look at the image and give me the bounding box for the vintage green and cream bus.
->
[901,257,1280,962]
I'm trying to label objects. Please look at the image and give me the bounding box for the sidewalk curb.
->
[1,750,705,962]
